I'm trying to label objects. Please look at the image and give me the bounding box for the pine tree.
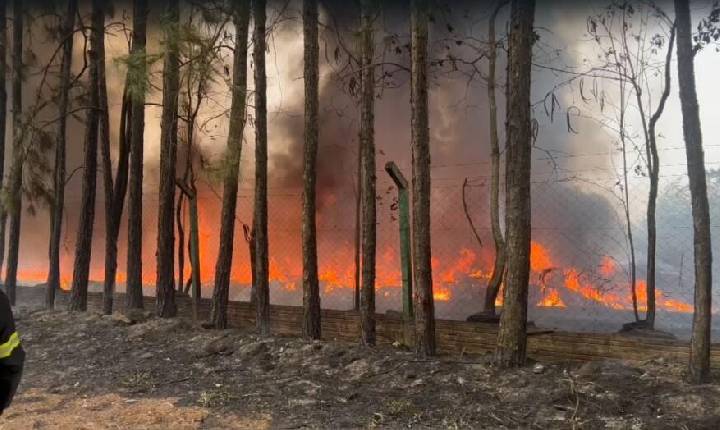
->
[301,0,321,340]
[495,0,535,368]
[46,0,78,310]
[209,0,250,329]
[126,0,149,310]
[156,0,180,318]
[4,0,24,306]
[410,0,435,357]
[359,0,377,346]
[68,0,103,312]
[253,0,270,335]
[674,0,713,384]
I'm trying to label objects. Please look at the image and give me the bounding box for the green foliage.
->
[114,50,162,103]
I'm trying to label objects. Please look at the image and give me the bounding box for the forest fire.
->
[17,237,692,315]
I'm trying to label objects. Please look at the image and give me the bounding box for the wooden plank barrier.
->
[79,291,720,367]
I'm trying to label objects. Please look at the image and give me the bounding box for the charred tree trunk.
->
[494,0,535,368]
[359,0,376,347]
[46,0,77,309]
[102,79,131,315]
[209,1,250,329]
[4,0,23,306]
[411,0,435,357]
[69,0,103,312]
[484,0,508,316]
[301,0,321,340]
[675,0,713,384]
[156,0,180,318]
[645,26,675,329]
[253,0,270,336]
[126,0,148,310]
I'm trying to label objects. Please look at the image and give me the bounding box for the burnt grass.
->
[8,290,720,429]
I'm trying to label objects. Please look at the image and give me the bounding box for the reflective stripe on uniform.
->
[0,331,20,359]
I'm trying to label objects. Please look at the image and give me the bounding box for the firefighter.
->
[0,289,23,416]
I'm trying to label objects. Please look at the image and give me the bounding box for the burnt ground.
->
[2,290,720,429]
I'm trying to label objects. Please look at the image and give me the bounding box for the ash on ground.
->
[3,295,720,429]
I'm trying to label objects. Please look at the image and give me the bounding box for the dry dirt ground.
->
[2,297,720,429]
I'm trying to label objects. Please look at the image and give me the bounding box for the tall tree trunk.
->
[359,0,376,347]
[68,0,102,312]
[302,0,321,340]
[353,146,361,312]
[253,0,270,336]
[176,193,185,293]
[46,0,77,309]
[4,0,23,306]
[483,0,508,316]
[645,26,675,329]
[209,1,250,329]
[674,0,713,384]
[411,0,434,357]
[126,0,148,310]
[0,4,9,287]
[156,0,180,318]
[102,79,131,315]
[494,0,535,368]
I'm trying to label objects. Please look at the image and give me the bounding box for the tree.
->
[46,0,78,310]
[302,0,321,340]
[359,0,377,346]
[100,17,131,316]
[411,0,435,356]
[253,0,270,336]
[156,0,180,318]
[68,0,103,312]
[674,0,712,384]
[484,0,509,315]
[175,4,230,319]
[494,0,535,368]
[209,0,250,330]
[586,2,676,328]
[4,0,23,306]
[126,0,149,310]
[0,3,8,287]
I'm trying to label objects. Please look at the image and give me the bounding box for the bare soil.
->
[2,290,720,429]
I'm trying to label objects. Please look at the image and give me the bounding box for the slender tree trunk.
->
[176,193,185,293]
[156,0,180,318]
[46,0,77,309]
[675,0,713,384]
[359,0,376,347]
[188,190,201,304]
[69,0,103,312]
[301,0,321,340]
[620,80,639,323]
[244,224,256,304]
[126,0,148,310]
[645,26,675,329]
[494,0,535,368]
[209,1,250,329]
[0,4,9,287]
[253,0,270,335]
[353,146,361,312]
[97,0,114,315]
[484,0,508,316]
[411,0,435,357]
[5,0,23,306]
[102,80,131,315]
